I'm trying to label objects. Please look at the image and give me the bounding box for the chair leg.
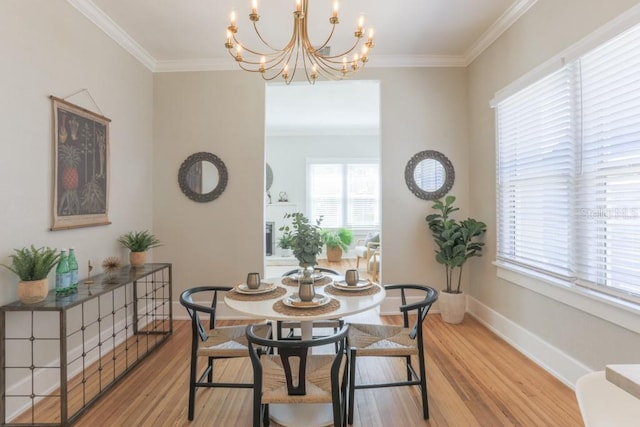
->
[208,357,214,382]
[347,349,357,425]
[341,355,349,427]
[263,404,270,426]
[254,388,262,427]
[418,350,429,420]
[188,354,197,421]
[406,355,412,381]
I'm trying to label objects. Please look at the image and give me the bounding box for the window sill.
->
[494,261,640,334]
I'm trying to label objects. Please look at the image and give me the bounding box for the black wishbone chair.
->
[179,286,272,421]
[347,284,438,424]
[276,267,343,344]
[246,323,350,427]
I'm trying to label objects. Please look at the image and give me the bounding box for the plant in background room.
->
[321,227,353,262]
[426,195,486,323]
[277,230,294,257]
[118,230,161,267]
[1,246,60,303]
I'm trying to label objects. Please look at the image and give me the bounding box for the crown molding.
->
[66,0,157,71]
[464,0,539,66]
[154,58,238,73]
[366,54,467,68]
[69,0,535,73]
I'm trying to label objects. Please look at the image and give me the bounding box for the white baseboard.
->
[467,296,591,389]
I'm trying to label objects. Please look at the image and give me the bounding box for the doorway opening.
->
[264,80,381,279]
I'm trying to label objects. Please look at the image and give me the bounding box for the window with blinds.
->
[308,161,379,230]
[496,23,640,300]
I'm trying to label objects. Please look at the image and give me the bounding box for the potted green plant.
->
[321,228,353,262]
[426,195,486,324]
[118,230,161,267]
[277,230,294,257]
[1,246,60,303]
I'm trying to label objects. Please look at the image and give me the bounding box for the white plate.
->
[333,280,373,291]
[235,282,276,294]
[283,293,331,308]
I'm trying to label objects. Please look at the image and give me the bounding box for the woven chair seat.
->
[348,323,418,357]
[260,354,347,404]
[198,324,271,358]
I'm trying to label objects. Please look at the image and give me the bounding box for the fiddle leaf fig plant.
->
[280,212,324,267]
[426,195,487,294]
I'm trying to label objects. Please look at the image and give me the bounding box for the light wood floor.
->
[62,309,583,427]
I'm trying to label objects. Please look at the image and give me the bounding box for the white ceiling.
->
[69,0,537,72]
[66,0,537,134]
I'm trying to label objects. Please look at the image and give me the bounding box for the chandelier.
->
[225,0,374,84]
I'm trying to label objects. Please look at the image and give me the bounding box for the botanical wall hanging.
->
[50,96,111,230]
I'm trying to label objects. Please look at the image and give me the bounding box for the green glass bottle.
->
[55,249,71,295]
[68,248,78,291]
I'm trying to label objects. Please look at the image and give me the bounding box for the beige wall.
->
[0,0,154,303]
[467,0,640,378]
[153,67,469,303]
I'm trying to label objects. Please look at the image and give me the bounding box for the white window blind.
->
[308,161,379,230]
[347,164,380,229]
[574,24,640,296]
[496,22,640,299]
[309,164,343,227]
[496,65,577,280]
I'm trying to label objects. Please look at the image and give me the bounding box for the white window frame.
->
[306,158,380,232]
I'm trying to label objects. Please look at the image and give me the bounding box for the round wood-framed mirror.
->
[178,152,228,202]
[405,150,454,200]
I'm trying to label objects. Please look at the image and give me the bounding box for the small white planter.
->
[439,291,466,324]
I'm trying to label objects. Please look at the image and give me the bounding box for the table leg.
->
[300,319,313,341]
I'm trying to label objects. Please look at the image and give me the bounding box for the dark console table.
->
[0,263,172,426]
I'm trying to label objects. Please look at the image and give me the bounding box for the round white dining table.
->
[224,276,386,427]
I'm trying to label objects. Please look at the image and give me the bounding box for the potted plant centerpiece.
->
[280,212,323,301]
[1,245,60,303]
[321,228,353,262]
[277,230,294,257]
[118,230,161,267]
[426,195,486,324]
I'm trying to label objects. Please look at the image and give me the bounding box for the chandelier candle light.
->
[225,0,374,84]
